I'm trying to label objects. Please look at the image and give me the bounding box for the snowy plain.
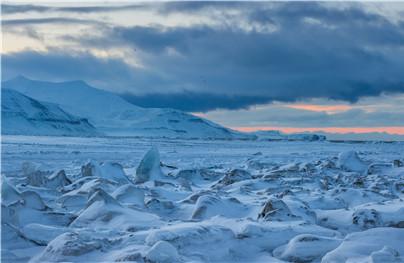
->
[2,135,404,262]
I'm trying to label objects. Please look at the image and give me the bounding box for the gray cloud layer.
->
[2,2,404,112]
[1,3,147,14]
[2,17,100,26]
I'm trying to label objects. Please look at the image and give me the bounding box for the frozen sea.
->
[2,135,404,262]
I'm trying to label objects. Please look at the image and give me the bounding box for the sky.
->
[2,1,404,140]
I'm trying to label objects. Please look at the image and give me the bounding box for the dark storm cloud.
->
[107,13,404,103]
[3,2,404,112]
[121,92,273,112]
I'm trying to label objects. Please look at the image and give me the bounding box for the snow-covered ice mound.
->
[273,234,342,262]
[322,227,404,262]
[31,231,109,262]
[26,169,71,189]
[80,161,131,185]
[191,195,247,220]
[145,240,180,263]
[337,150,368,173]
[213,168,252,187]
[112,184,145,207]
[70,189,162,231]
[146,222,236,261]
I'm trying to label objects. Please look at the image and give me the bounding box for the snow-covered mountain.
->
[2,76,253,139]
[1,89,97,136]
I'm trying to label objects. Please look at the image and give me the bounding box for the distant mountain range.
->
[317,131,404,142]
[252,130,326,141]
[2,76,252,139]
[4,76,402,141]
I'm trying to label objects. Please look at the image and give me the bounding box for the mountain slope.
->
[2,76,252,139]
[1,88,97,136]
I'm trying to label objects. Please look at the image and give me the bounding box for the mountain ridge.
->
[2,76,253,139]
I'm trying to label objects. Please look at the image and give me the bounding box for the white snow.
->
[1,135,404,263]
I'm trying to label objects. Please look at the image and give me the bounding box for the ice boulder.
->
[71,189,161,230]
[258,198,299,221]
[352,208,383,229]
[58,178,118,212]
[191,195,247,220]
[26,170,47,187]
[25,168,71,190]
[145,241,180,263]
[146,198,175,212]
[22,161,42,177]
[1,177,21,206]
[214,169,252,187]
[46,170,72,189]
[393,159,403,167]
[86,188,120,208]
[145,223,235,261]
[237,222,340,253]
[21,223,67,245]
[1,178,46,210]
[31,232,105,262]
[20,190,47,210]
[81,161,131,185]
[59,194,87,212]
[322,227,404,262]
[367,162,394,175]
[337,151,368,173]
[112,184,145,207]
[368,246,403,263]
[174,168,223,183]
[273,234,342,262]
[135,147,164,183]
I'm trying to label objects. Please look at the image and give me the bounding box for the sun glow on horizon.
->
[283,104,353,114]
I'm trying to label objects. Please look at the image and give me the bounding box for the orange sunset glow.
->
[233,126,404,135]
[284,104,353,113]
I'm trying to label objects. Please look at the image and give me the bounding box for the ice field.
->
[2,135,404,262]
